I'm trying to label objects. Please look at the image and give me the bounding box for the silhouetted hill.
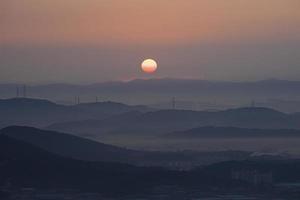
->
[1,126,138,163]
[74,101,153,114]
[47,109,210,135]
[0,98,153,128]
[0,133,62,161]
[0,134,180,194]
[1,126,251,168]
[166,126,300,138]
[0,98,81,127]
[1,133,300,196]
[48,107,300,136]
[0,132,249,194]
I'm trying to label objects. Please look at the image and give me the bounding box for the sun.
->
[141,59,158,73]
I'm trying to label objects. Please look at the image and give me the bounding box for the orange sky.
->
[1,0,300,45]
[1,0,300,83]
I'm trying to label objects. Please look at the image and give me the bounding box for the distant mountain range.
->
[2,79,300,112]
[2,80,300,197]
[165,126,300,138]
[2,97,300,142]
[0,98,152,128]
[48,106,300,136]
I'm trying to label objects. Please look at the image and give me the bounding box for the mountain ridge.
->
[48,106,300,136]
[2,79,300,112]
[165,126,300,138]
[0,98,153,128]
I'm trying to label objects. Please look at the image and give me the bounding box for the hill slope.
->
[0,98,152,128]
[1,126,138,163]
[0,134,180,194]
[1,126,252,168]
[166,126,300,138]
[48,107,300,136]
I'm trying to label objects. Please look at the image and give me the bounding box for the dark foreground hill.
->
[0,126,138,163]
[0,126,251,168]
[0,134,253,196]
[0,134,181,195]
[1,133,300,198]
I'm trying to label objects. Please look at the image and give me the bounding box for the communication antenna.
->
[172,97,176,110]
[251,100,256,107]
[74,96,80,105]
[23,85,27,98]
[16,86,19,98]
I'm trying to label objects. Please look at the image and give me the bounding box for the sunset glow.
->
[2,0,300,46]
[1,0,300,83]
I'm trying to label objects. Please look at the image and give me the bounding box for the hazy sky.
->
[1,0,300,83]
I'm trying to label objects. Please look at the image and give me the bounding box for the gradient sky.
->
[1,0,300,83]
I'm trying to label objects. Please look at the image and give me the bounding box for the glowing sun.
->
[141,59,158,73]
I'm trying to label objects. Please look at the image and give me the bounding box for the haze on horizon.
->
[1,0,300,83]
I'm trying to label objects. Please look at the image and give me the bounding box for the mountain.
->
[47,107,300,136]
[1,133,300,197]
[1,126,139,163]
[0,134,180,194]
[165,126,300,138]
[0,98,82,128]
[0,98,152,128]
[2,79,300,112]
[74,101,152,114]
[1,126,251,168]
[47,109,209,135]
